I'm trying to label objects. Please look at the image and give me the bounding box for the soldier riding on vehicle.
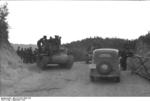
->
[36,35,74,70]
[37,36,48,53]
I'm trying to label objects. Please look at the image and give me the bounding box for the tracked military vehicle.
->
[36,35,74,70]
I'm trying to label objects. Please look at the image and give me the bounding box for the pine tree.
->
[0,4,9,42]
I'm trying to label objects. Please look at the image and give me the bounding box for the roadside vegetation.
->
[0,4,8,43]
[0,4,32,96]
[64,34,149,61]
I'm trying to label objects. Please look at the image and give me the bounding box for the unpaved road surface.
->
[2,62,150,96]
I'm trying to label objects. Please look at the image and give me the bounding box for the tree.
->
[138,32,150,45]
[0,4,9,42]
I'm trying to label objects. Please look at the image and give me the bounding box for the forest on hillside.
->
[0,4,8,44]
[64,33,149,61]
[138,33,150,45]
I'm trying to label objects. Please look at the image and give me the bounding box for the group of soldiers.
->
[16,47,38,63]
[16,35,62,63]
[37,35,61,55]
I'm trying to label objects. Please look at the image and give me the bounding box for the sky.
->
[1,1,150,44]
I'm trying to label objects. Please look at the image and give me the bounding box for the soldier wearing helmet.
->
[37,35,48,53]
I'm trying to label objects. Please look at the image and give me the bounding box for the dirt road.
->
[2,62,150,96]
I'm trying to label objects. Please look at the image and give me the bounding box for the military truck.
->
[36,35,74,70]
